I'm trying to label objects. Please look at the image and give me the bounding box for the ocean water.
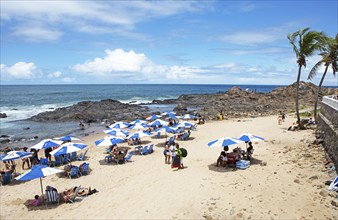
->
[0,84,281,148]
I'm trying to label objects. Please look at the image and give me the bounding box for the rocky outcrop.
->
[30,99,149,122]
[0,113,7,118]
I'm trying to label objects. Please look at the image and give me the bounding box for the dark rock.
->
[0,113,7,118]
[0,138,10,144]
[23,127,30,130]
[1,135,10,138]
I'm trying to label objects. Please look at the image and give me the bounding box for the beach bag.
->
[181,148,187,157]
[172,155,181,168]
[236,160,250,169]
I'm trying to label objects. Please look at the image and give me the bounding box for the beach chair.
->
[135,146,143,154]
[154,132,161,138]
[168,136,175,145]
[45,188,59,207]
[105,154,113,163]
[180,133,187,141]
[79,163,89,176]
[62,154,69,164]
[140,146,148,155]
[147,144,154,154]
[40,157,48,165]
[1,172,11,185]
[124,152,134,162]
[68,166,79,179]
[70,152,77,161]
[51,155,62,167]
[77,149,88,161]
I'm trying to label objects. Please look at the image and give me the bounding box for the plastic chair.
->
[45,188,59,206]
[51,155,62,167]
[77,149,88,161]
[68,166,79,179]
[105,154,113,163]
[70,152,77,161]
[140,146,148,155]
[1,172,11,185]
[62,154,69,164]
[124,152,134,162]
[40,157,48,165]
[147,144,154,154]
[79,163,89,175]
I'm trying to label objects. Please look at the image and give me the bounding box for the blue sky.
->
[1,0,337,85]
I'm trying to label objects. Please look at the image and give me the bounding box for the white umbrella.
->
[129,122,149,130]
[130,119,147,125]
[50,143,88,156]
[208,137,243,147]
[104,128,129,137]
[53,135,81,142]
[15,164,63,195]
[95,136,125,147]
[146,114,161,120]
[30,139,63,150]
[109,121,130,129]
[149,119,169,127]
[128,131,151,139]
[180,114,196,120]
[0,151,32,162]
[237,133,264,142]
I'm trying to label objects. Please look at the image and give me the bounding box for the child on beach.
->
[163,142,171,164]
[277,111,283,125]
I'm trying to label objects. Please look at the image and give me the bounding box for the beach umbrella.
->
[167,113,178,119]
[95,136,125,147]
[149,119,169,127]
[238,133,264,143]
[161,111,176,116]
[177,121,194,128]
[146,114,161,121]
[50,143,87,156]
[208,137,243,147]
[0,151,32,162]
[109,121,130,129]
[180,114,196,120]
[104,128,129,137]
[129,122,149,130]
[30,139,63,150]
[130,118,147,125]
[154,126,175,140]
[15,164,63,195]
[128,131,151,139]
[54,135,81,142]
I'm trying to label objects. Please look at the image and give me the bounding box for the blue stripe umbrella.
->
[130,119,147,125]
[128,131,151,139]
[109,122,130,129]
[0,151,32,162]
[54,135,81,142]
[30,139,63,150]
[129,122,149,130]
[149,119,168,127]
[181,114,196,120]
[104,129,129,137]
[238,133,264,142]
[95,136,125,147]
[208,137,243,147]
[50,143,87,156]
[161,111,176,116]
[15,164,63,195]
[146,114,161,121]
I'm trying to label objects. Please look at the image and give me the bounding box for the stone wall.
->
[317,97,338,174]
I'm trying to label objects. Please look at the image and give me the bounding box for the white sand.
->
[1,114,337,219]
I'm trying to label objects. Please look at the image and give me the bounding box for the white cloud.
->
[71,49,204,81]
[220,31,280,45]
[1,62,42,79]
[11,23,63,42]
[62,77,74,83]
[48,71,63,78]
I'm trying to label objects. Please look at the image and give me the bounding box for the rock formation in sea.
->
[28,82,337,122]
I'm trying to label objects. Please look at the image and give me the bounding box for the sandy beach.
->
[1,114,337,219]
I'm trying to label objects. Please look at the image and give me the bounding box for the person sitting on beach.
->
[25,195,42,207]
[22,147,31,170]
[62,186,98,202]
[64,160,76,176]
[246,142,254,160]
[216,151,227,167]
[307,118,315,126]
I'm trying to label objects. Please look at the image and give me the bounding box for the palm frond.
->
[308,61,323,80]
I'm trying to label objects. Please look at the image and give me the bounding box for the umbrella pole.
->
[40,177,44,195]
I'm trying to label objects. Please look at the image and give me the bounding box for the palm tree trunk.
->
[314,65,329,122]
[295,65,302,126]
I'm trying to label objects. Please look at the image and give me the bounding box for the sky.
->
[1,0,337,85]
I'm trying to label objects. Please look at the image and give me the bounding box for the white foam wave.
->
[119,95,178,105]
[0,103,74,122]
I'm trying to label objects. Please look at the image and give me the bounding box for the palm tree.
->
[308,34,338,121]
[287,28,323,128]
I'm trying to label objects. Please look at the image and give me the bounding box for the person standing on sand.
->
[176,143,184,169]
[277,111,283,125]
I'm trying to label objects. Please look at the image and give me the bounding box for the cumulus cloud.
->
[1,62,42,79]
[71,49,204,81]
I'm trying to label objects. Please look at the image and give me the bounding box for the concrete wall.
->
[317,96,338,174]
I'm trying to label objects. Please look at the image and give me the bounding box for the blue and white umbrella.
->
[0,151,32,162]
[208,137,243,147]
[149,119,169,127]
[129,122,149,130]
[128,131,151,139]
[161,111,176,116]
[54,135,81,142]
[109,121,130,129]
[146,114,161,121]
[104,128,129,137]
[50,143,88,156]
[154,126,175,134]
[180,114,196,120]
[167,113,178,119]
[130,118,147,125]
[178,121,194,128]
[95,136,125,147]
[238,133,264,143]
[15,164,63,194]
[30,139,63,150]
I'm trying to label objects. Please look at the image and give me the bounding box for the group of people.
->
[163,142,185,169]
[216,142,254,167]
[106,144,128,164]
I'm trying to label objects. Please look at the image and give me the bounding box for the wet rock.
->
[0,138,10,144]
[0,113,7,118]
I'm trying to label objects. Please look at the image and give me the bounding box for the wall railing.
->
[322,95,338,111]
